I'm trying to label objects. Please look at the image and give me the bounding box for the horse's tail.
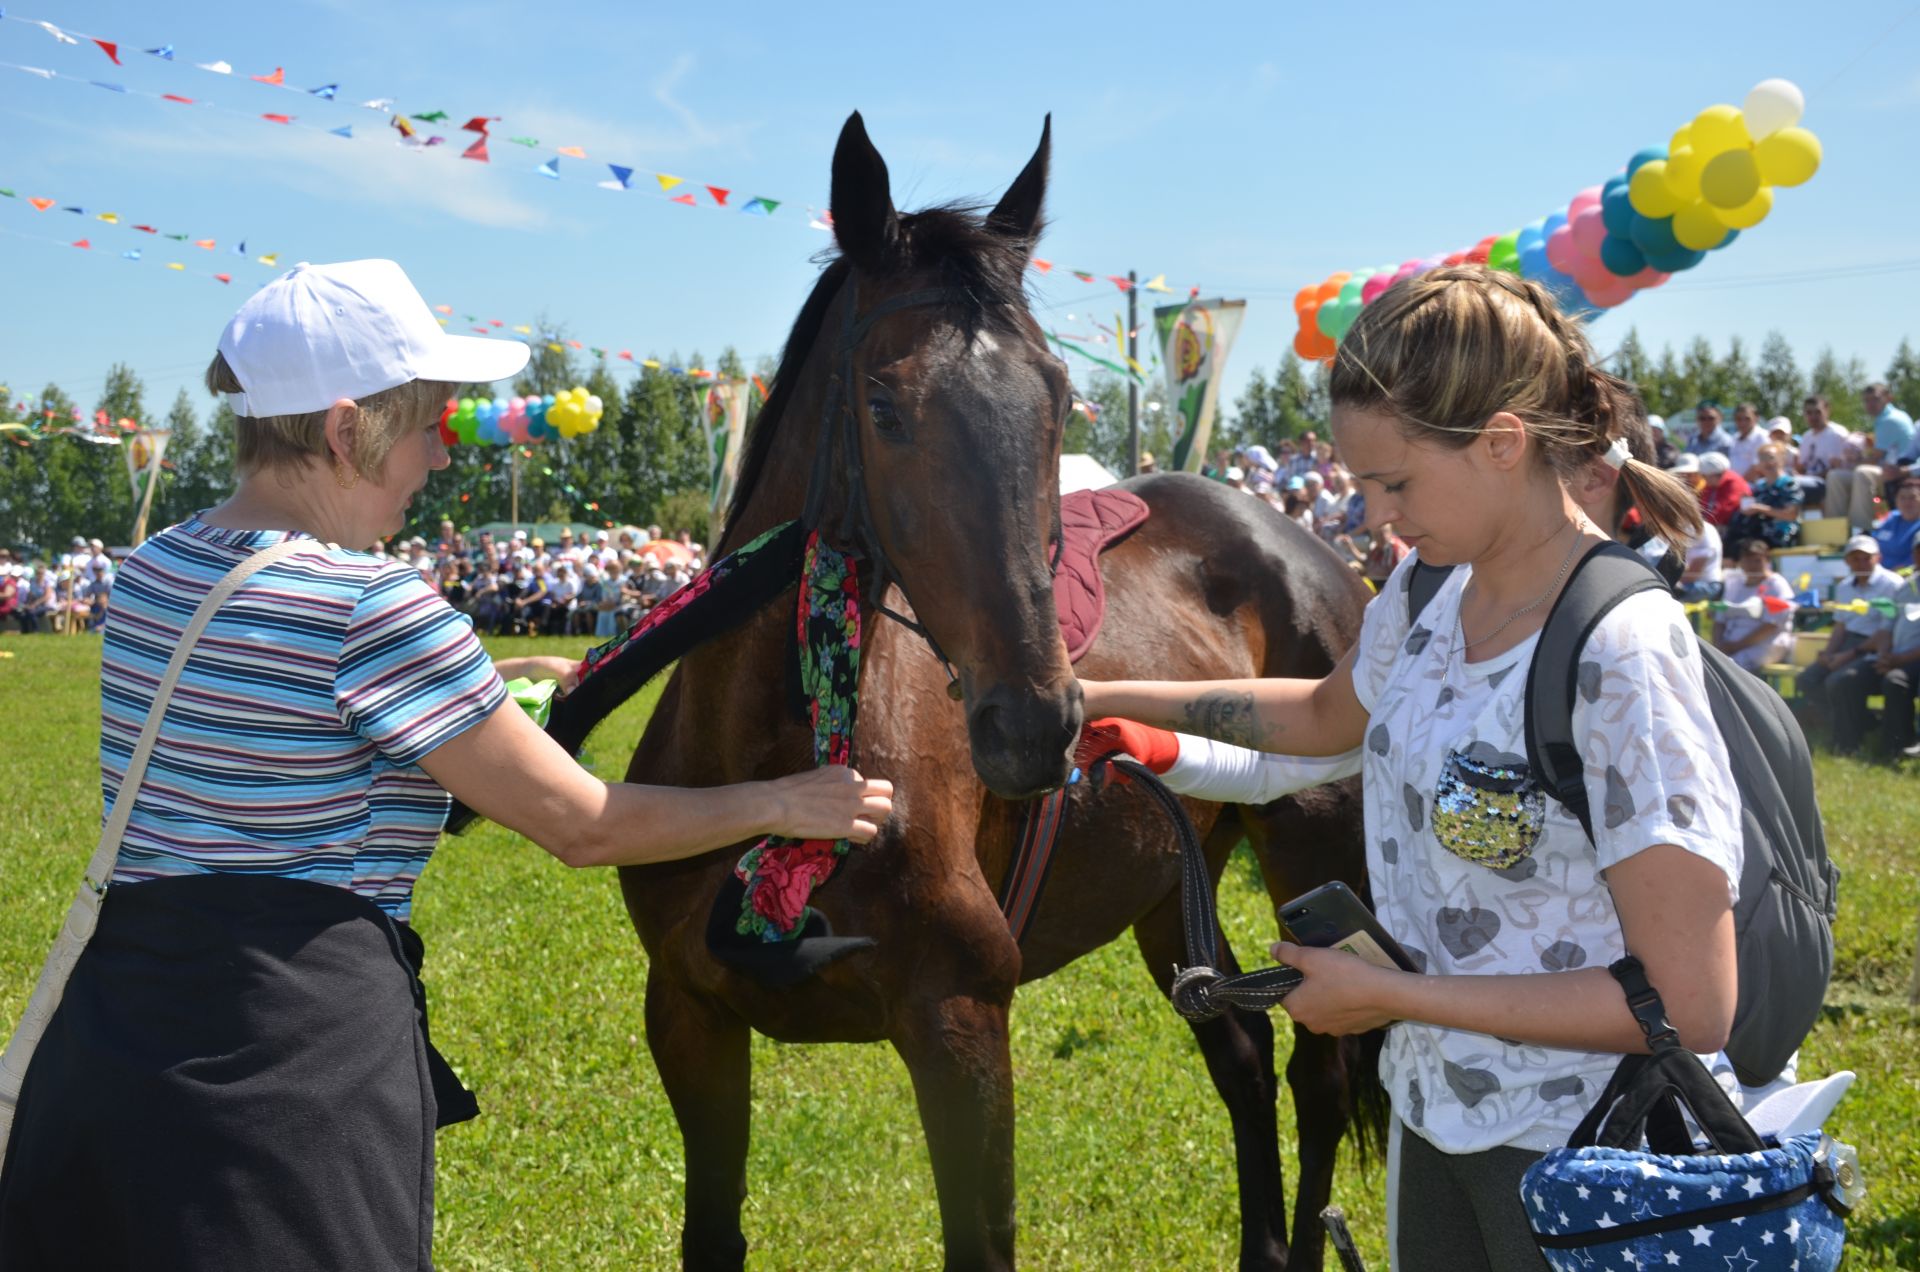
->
[1343,1027,1392,1170]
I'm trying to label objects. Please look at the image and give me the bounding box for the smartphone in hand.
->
[1279,881,1421,974]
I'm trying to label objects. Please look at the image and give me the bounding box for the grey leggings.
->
[1390,1120,1549,1272]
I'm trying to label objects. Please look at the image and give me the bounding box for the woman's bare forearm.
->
[1081,646,1366,756]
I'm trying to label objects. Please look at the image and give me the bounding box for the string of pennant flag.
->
[0,12,1200,290]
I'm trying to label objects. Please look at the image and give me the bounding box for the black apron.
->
[0,873,476,1271]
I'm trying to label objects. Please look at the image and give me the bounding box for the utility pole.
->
[1126,269,1140,477]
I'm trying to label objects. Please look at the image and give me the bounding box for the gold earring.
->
[334,461,361,491]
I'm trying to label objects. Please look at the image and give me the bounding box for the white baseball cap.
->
[1844,534,1880,556]
[217,259,529,418]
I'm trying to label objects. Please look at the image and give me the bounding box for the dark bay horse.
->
[618,113,1381,1270]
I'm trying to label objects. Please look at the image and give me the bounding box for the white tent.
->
[1058,452,1119,495]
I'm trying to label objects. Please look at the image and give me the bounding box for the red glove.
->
[1075,717,1181,775]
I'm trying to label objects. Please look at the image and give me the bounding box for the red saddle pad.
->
[1053,487,1150,664]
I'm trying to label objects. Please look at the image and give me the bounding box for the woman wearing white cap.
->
[0,260,891,1269]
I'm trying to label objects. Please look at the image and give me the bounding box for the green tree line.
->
[0,335,766,555]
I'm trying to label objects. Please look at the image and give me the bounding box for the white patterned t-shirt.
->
[1351,552,1744,1154]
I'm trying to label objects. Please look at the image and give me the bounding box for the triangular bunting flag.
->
[96,212,118,223]
[671,193,697,206]
[122,249,141,261]
[536,158,560,180]
[194,239,215,249]
[434,305,453,315]
[133,224,155,233]
[706,186,729,206]
[1142,274,1171,292]
[146,45,175,60]
[414,110,449,123]
[472,326,488,334]
[0,189,11,198]
[461,136,489,163]
[618,350,633,361]
[546,342,564,353]
[567,340,583,350]
[162,94,195,105]
[1030,258,1053,273]
[197,61,233,75]
[262,113,294,125]
[508,136,539,147]
[166,262,184,271]
[258,254,279,265]
[165,233,188,241]
[557,145,586,159]
[655,173,683,192]
[71,239,90,249]
[643,359,661,370]
[233,240,247,256]
[462,116,494,134]
[62,206,83,214]
[513,325,531,335]
[250,67,285,85]
[91,82,127,93]
[392,115,417,139]
[330,125,352,138]
[92,39,121,65]
[1107,275,1133,291]
[360,98,394,112]
[27,198,54,211]
[488,319,503,327]
[215,273,232,284]
[36,21,79,46]
[309,84,338,99]
[1071,271,1094,283]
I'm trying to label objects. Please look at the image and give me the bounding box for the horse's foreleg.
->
[891,984,1018,1272]
[645,969,752,1272]
[1132,864,1291,1272]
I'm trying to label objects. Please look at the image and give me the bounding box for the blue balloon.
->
[1602,174,1629,199]
[1644,246,1707,273]
[1599,235,1647,277]
[1519,244,1551,278]
[1629,214,1680,258]
[476,399,497,425]
[1601,186,1636,237]
[1543,210,1569,238]
[1517,225,1545,251]
[527,418,550,441]
[527,396,548,424]
[1627,147,1667,177]
[1711,228,1741,251]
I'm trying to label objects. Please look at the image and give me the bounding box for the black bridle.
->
[803,276,1064,700]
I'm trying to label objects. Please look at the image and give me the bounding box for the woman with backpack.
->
[1076,267,1748,1271]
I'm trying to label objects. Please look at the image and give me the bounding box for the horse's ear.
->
[987,114,1050,244]
[830,111,898,272]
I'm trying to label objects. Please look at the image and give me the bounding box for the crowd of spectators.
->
[0,536,117,634]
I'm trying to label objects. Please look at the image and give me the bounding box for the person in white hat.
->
[0,260,893,1268]
[1794,533,1905,745]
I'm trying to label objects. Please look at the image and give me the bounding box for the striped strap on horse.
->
[998,783,1072,945]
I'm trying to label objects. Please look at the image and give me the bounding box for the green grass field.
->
[2,632,1915,1270]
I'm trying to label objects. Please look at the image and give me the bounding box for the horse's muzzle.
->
[965,681,1082,800]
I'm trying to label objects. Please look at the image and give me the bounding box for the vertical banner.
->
[1155,298,1246,472]
[125,429,170,545]
[705,378,751,535]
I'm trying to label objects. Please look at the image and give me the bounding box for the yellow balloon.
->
[1715,186,1774,230]
[1755,127,1822,187]
[1673,200,1730,251]
[1689,104,1753,158]
[1700,147,1761,209]
[1629,161,1683,217]
[1664,146,1703,201]
[1670,124,1693,156]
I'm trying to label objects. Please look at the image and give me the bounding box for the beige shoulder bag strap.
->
[0,537,312,1155]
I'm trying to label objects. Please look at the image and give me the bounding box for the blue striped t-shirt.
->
[101,513,507,921]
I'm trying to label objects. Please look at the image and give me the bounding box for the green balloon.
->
[1317,298,1340,338]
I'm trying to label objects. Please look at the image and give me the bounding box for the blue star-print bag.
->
[1521,958,1855,1271]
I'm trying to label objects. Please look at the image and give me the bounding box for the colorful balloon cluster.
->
[1292,78,1821,360]
[440,387,605,445]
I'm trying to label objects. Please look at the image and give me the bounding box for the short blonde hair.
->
[1330,267,1702,548]
[206,352,450,481]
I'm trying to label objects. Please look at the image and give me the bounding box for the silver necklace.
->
[1456,527,1587,654]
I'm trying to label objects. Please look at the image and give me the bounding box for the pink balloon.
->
[1546,225,1578,274]
[1361,273,1394,304]
[1567,185,1604,219]
[1627,268,1671,290]
[1586,282,1634,308]
[1398,258,1424,274]
[1570,207,1608,258]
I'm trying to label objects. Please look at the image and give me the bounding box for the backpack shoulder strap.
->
[1403,556,1456,625]
[1524,541,1667,842]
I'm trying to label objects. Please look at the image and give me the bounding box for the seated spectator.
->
[24,563,55,634]
[1870,477,1920,566]
[1223,465,1249,493]
[1804,394,1880,529]
[1668,456,1725,601]
[1880,539,1920,758]
[577,566,617,638]
[548,560,581,636]
[468,567,507,634]
[511,565,548,634]
[0,551,18,630]
[1646,415,1679,469]
[619,558,653,629]
[1795,535,1905,740]
[1713,538,1795,674]
[437,559,470,611]
[1361,522,1408,588]
[1685,402,1735,455]
[1727,402,1768,479]
[1726,442,1803,549]
[1280,478,1315,532]
[1766,417,1797,450]
[1696,451,1752,528]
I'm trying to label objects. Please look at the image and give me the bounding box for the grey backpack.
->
[1407,543,1837,1085]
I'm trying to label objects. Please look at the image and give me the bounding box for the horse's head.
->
[820,112,1081,799]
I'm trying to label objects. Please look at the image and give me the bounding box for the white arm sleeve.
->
[1158,734,1363,804]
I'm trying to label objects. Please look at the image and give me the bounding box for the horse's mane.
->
[721,202,1038,542]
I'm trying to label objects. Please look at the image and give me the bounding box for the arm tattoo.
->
[1182,690,1270,748]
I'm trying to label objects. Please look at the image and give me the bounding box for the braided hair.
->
[1328,266,1702,549]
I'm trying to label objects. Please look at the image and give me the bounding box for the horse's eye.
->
[868,394,902,431]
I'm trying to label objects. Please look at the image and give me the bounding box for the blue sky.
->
[1,0,1914,426]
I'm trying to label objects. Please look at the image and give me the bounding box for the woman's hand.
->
[1270,940,1404,1035]
[764,766,894,843]
[492,654,583,693]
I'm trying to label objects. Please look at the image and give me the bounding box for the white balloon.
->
[1743,78,1805,139]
